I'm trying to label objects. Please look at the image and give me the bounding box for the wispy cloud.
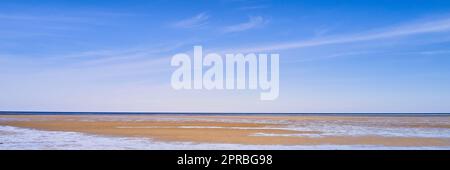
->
[239,17,450,52]
[172,12,210,28]
[0,12,129,37]
[237,5,268,10]
[415,49,450,55]
[0,10,136,22]
[0,13,84,22]
[222,16,267,33]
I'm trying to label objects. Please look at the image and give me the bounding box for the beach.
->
[1,114,450,149]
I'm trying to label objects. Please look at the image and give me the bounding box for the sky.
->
[1,0,450,113]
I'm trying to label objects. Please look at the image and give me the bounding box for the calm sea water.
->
[1,111,449,117]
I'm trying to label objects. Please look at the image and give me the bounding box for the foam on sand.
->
[1,126,449,150]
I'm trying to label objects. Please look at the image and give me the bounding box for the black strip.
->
[1,150,448,169]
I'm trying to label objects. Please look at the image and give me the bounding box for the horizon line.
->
[1,111,449,115]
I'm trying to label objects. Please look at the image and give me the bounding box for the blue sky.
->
[1,0,450,112]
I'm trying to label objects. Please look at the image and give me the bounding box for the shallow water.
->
[1,126,449,150]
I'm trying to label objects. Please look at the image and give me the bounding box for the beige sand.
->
[1,115,449,147]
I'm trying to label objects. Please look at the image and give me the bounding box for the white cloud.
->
[0,13,84,22]
[222,16,267,33]
[172,12,210,28]
[237,5,268,10]
[238,17,450,52]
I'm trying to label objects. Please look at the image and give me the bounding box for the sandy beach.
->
[1,114,450,149]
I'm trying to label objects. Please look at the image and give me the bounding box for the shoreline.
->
[3,125,448,150]
[2,112,450,117]
[1,114,450,148]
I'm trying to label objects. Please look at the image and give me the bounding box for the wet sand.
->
[1,115,450,147]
